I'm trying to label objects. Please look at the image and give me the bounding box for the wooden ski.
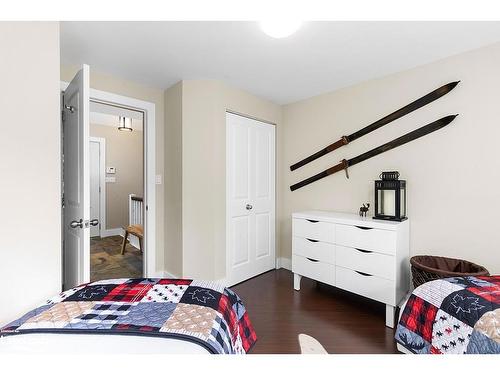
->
[290,115,458,191]
[290,81,460,171]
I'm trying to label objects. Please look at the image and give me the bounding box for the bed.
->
[395,275,500,354]
[0,278,257,354]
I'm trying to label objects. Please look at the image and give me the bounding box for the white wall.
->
[90,124,144,230]
[0,22,61,325]
[281,42,500,274]
[180,80,282,280]
[164,82,183,277]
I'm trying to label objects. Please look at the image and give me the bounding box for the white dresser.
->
[292,210,409,328]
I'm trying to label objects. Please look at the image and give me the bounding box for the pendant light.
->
[118,116,133,132]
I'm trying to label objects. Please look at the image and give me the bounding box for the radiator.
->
[129,194,143,226]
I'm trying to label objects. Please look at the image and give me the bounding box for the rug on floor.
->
[298,334,328,354]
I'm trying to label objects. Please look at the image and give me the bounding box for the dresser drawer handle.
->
[306,219,319,223]
[306,257,319,262]
[355,270,372,277]
[355,225,372,230]
[355,248,373,254]
[306,238,319,243]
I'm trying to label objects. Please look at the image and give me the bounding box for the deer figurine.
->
[359,203,370,217]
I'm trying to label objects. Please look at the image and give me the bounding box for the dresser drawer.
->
[335,245,395,280]
[293,237,335,264]
[292,255,335,285]
[335,266,395,305]
[335,224,396,255]
[293,218,335,243]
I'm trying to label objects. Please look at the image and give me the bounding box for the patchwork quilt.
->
[395,276,500,354]
[0,278,257,354]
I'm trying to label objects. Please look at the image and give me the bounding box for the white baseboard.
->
[276,257,292,271]
[152,258,292,285]
[101,227,141,250]
[155,270,179,279]
[101,227,123,238]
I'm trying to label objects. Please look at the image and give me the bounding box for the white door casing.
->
[89,141,99,237]
[226,112,276,286]
[63,64,90,289]
[89,137,105,237]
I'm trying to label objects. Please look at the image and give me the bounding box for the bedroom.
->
[1,1,499,371]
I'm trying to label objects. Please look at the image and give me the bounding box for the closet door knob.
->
[246,204,253,210]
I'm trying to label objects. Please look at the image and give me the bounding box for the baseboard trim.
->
[155,270,179,279]
[102,228,140,250]
[276,257,292,271]
[101,228,123,238]
[153,258,292,285]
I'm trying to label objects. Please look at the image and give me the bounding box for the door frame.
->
[89,137,106,238]
[225,111,277,287]
[61,81,157,278]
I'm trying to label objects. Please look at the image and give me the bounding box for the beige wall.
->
[181,80,282,280]
[61,65,165,274]
[164,82,183,276]
[0,22,61,325]
[282,42,500,274]
[90,124,143,229]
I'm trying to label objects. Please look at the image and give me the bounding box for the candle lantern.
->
[373,171,407,221]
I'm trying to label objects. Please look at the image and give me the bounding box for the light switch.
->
[105,176,116,183]
[106,167,116,174]
[156,174,163,185]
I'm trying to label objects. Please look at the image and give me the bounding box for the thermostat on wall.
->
[106,167,116,174]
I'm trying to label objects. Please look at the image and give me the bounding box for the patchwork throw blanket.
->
[0,278,257,354]
[395,276,500,354]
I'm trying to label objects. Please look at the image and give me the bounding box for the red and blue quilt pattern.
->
[0,278,257,354]
[395,276,500,354]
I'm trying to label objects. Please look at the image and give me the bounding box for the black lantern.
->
[373,171,407,221]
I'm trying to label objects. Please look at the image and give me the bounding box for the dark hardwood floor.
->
[232,269,398,354]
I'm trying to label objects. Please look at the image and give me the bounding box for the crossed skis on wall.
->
[289,81,460,191]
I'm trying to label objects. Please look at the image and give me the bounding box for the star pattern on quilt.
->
[395,276,500,354]
[189,289,216,304]
[142,284,187,303]
[0,278,257,354]
[64,284,117,301]
[46,285,87,304]
[180,286,222,310]
[450,294,485,314]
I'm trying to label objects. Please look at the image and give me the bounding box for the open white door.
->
[63,65,91,289]
[226,112,276,286]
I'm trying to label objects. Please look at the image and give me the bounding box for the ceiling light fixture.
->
[259,20,302,39]
[118,116,133,132]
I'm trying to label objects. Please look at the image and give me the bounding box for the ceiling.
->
[61,21,500,104]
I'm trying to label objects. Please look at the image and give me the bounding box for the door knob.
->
[90,219,99,227]
[70,219,83,229]
[246,204,253,210]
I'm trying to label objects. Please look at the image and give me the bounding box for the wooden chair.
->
[121,224,143,254]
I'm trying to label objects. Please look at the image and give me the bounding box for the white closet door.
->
[226,112,275,286]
